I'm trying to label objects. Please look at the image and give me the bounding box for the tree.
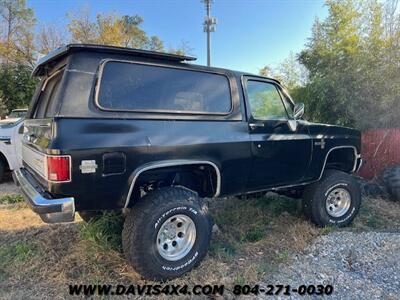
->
[67,8,97,44]
[67,9,165,51]
[0,64,38,110]
[291,0,400,129]
[259,52,308,90]
[0,0,36,67]
[37,23,65,55]
[168,40,193,56]
[0,90,8,118]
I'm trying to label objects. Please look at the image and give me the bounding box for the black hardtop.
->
[33,43,280,84]
[33,44,196,76]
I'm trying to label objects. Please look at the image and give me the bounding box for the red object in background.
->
[358,128,400,179]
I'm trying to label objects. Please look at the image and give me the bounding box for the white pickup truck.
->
[0,118,24,182]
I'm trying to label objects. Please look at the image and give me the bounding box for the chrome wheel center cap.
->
[164,223,176,239]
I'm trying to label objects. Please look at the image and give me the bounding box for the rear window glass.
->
[97,61,232,114]
[34,70,64,118]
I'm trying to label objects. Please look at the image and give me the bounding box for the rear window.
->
[97,61,232,114]
[33,70,64,118]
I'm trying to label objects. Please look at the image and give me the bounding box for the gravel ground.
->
[261,231,400,299]
[0,176,20,196]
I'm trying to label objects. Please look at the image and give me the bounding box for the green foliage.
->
[0,64,37,111]
[209,240,236,260]
[79,212,124,252]
[0,0,36,67]
[0,241,38,267]
[294,0,400,129]
[0,194,24,205]
[241,226,265,242]
[249,85,288,119]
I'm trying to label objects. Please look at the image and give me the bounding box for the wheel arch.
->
[319,146,360,179]
[124,160,221,208]
[0,151,10,170]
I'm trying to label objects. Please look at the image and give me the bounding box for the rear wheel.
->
[302,170,361,227]
[381,165,400,201]
[122,187,212,281]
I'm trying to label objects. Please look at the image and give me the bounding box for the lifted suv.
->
[15,44,362,280]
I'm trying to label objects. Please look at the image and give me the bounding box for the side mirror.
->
[293,103,305,119]
[18,125,24,134]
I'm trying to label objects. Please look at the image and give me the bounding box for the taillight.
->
[46,156,71,182]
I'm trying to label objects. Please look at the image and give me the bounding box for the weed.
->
[233,274,246,285]
[209,240,236,260]
[241,226,265,242]
[79,212,124,252]
[0,241,38,269]
[320,225,336,235]
[255,195,299,216]
[276,250,290,263]
[0,194,24,205]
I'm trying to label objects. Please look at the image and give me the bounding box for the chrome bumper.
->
[13,168,75,223]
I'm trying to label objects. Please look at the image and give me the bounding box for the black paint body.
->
[22,45,361,211]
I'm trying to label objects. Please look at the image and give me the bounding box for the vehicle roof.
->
[33,44,197,76]
[12,108,28,111]
[32,43,281,84]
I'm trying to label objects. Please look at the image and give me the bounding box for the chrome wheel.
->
[156,214,196,261]
[325,187,351,217]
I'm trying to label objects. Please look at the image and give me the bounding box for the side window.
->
[246,80,288,120]
[97,61,232,114]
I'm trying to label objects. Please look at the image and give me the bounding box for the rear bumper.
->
[13,168,75,223]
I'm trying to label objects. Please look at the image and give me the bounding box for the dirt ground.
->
[1,177,400,299]
[0,173,20,196]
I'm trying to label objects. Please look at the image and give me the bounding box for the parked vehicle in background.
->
[15,44,363,280]
[0,119,24,182]
[0,109,28,126]
[358,128,400,201]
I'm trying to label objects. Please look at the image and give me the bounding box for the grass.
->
[1,191,399,299]
[0,194,24,205]
[79,212,124,252]
[0,241,39,282]
[352,196,400,230]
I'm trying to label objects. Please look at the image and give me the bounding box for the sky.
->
[27,0,328,74]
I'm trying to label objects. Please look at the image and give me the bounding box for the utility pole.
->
[202,0,217,67]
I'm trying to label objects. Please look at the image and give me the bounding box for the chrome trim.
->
[41,69,63,91]
[319,146,359,180]
[22,144,72,183]
[356,158,363,173]
[94,59,235,116]
[124,160,221,208]
[14,169,75,223]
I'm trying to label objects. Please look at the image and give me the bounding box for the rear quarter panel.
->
[50,118,251,210]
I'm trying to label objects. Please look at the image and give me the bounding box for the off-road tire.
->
[0,160,4,183]
[381,165,400,201]
[78,211,102,223]
[122,187,212,281]
[302,170,361,227]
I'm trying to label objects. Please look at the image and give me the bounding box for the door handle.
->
[249,123,264,130]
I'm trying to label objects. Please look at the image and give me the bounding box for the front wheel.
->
[302,170,361,227]
[122,187,212,281]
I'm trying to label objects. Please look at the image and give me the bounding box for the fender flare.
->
[124,159,221,208]
[318,145,360,180]
[0,150,11,170]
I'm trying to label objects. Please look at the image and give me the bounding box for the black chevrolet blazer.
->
[14,44,362,280]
